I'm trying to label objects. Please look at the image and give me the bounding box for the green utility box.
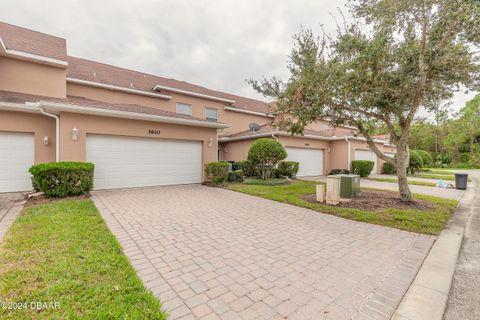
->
[340,174,361,197]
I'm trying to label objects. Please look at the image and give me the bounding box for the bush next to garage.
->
[277,161,300,178]
[29,162,95,198]
[205,161,229,185]
[247,138,288,180]
[351,160,375,177]
[227,170,245,183]
[328,168,351,175]
[234,160,255,177]
[382,162,396,174]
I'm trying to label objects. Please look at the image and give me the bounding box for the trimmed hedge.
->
[205,161,229,185]
[382,162,396,174]
[29,162,95,198]
[234,160,255,177]
[278,161,299,178]
[227,170,245,183]
[328,168,350,175]
[351,160,375,177]
[247,138,287,179]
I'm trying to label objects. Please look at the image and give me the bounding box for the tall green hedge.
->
[351,160,375,177]
[29,162,95,198]
[205,161,229,185]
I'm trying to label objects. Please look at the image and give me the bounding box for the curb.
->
[391,174,478,320]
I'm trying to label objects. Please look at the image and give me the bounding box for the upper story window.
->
[176,103,192,116]
[205,107,218,122]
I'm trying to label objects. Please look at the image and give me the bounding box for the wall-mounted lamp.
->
[208,137,213,148]
[224,147,229,153]
[43,136,49,145]
[327,147,331,153]
[71,128,78,141]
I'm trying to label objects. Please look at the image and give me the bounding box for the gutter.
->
[67,78,172,100]
[224,105,275,118]
[39,106,60,162]
[219,132,390,144]
[153,85,236,104]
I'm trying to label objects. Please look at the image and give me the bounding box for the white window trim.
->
[205,107,218,122]
[176,102,192,116]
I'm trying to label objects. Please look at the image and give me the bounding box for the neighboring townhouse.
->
[0,22,395,193]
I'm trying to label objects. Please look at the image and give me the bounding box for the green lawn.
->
[0,199,167,320]
[368,177,436,187]
[422,169,456,175]
[410,173,456,180]
[227,180,458,235]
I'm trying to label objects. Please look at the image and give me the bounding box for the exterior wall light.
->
[71,128,78,141]
[43,136,49,145]
[208,137,213,148]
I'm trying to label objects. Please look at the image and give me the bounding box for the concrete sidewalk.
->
[392,171,479,320]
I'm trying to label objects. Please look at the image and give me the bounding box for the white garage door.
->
[86,134,202,190]
[285,147,324,177]
[354,149,377,175]
[0,132,34,193]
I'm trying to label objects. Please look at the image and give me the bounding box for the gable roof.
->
[66,56,273,114]
[0,21,67,62]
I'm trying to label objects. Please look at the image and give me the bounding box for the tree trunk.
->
[396,147,412,202]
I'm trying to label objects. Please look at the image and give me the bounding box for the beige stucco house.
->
[0,22,395,192]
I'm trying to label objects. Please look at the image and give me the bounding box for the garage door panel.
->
[86,134,202,189]
[285,147,324,177]
[0,132,34,192]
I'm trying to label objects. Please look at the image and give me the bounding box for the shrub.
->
[278,161,300,178]
[328,168,351,175]
[415,150,433,166]
[382,162,396,174]
[205,161,229,185]
[227,170,245,182]
[247,138,287,179]
[351,160,375,177]
[29,162,95,198]
[234,160,255,177]
[408,150,424,174]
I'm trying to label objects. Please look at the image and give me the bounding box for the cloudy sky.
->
[0,0,476,115]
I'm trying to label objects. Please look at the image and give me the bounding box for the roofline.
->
[0,36,68,68]
[219,131,390,144]
[224,105,274,118]
[38,101,229,129]
[153,85,236,104]
[0,100,228,129]
[67,78,173,100]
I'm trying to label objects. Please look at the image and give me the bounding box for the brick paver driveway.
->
[93,185,434,320]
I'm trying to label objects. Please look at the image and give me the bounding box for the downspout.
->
[39,107,60,162]
[345,137,351,171]
[271,132,278,141]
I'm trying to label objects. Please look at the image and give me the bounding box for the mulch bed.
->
[303,190,434,211]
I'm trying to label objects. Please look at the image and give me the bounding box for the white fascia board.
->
[0,101,41,113]
[224,105,275,118]
[38,101,229,129]
[219,132,392,144]
[67,78,172,100]
[0,37,68,68]
[153,85,236,104]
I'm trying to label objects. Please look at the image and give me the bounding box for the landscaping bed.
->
[302,189,434,211]
[227,180,458,235]
[0,199,166,319]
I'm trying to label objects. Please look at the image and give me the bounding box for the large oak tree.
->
[250,0,480,201]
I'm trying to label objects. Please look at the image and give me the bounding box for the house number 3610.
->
[148,129,161,135]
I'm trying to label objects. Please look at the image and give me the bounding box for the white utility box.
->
[326,175,341,205]
[316,184,325,202]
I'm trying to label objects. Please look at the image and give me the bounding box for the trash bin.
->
[455,173,469,190]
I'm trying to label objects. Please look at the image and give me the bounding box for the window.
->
[176,103,192,116]
[205,107,218,122]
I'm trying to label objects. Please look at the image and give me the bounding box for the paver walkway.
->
[93,185,435,320]
[0,193,24,242]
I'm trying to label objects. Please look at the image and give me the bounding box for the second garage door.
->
[0,132,34,193]
[285,147,324,177]
[354,149,378,175]
[86,134,202,190]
